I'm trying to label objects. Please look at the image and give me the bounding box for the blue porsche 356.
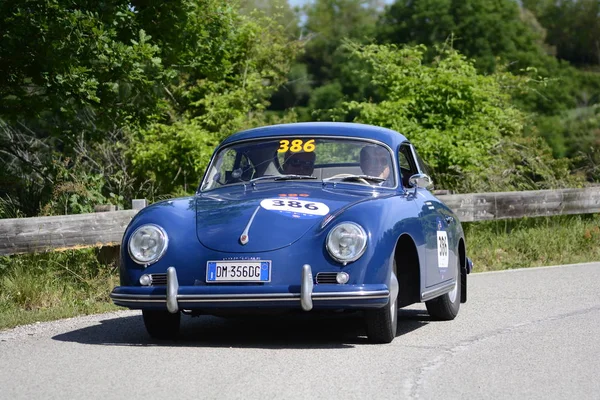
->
[110,122,472,343]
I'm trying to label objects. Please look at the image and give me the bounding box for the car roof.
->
[220,122,409,150]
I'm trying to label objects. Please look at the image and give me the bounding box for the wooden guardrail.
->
[0,188,599,256]
[0,200,147,257]
[439,187,600,222]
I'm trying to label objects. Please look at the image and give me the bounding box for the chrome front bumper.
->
[110,264,390,313]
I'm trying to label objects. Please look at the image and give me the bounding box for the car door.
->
[399,143,457,288]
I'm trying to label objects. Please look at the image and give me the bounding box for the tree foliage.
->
[128,1,301,194]
[335,43,579,192]
[0,0,165,137]
[533,105,600,182]
[0,0,300,214]
[375,0,600,116]
[268,0,382,113]
[377,0,547,73]
[0,0,167,215]
[239,0,301,39]
[303,0,380,84]
[523,0,600,67]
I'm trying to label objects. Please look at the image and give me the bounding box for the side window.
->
[413,148,431,177]
[211,149,256,185]
[398,148,412,171]
[399,143,418,187]
[207,148,236,186]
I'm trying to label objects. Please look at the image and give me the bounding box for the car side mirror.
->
[408,173,433,195]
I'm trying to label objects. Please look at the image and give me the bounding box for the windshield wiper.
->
[274,175,317,181]
[249,174,317,186]
[327,174,386,183]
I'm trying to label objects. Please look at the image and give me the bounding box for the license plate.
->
[206,260,271,283]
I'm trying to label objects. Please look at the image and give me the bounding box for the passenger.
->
[360,145,392,184]
[282,150,316,176]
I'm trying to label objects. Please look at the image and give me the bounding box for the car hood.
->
[195,185,387,253]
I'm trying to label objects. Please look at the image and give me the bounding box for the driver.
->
[282,150,316,176]
[360,145,392,183]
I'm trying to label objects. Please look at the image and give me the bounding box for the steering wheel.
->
[324,173,370,185]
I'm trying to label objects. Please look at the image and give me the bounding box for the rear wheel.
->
[425,260,461,320]
[142,310,181,340]
[365,261,399,343]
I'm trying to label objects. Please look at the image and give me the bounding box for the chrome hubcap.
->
[389,271,399,325]
[448,278,458,303]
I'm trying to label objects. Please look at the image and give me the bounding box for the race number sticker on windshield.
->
[437,230,449,269]
[260,198,329,218]
[278,139,316,153]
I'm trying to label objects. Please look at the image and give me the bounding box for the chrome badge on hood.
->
[239,206,261,245]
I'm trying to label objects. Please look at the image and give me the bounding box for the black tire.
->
[365,261,398,344]
[425,262,461,320]
[142,310,181,340]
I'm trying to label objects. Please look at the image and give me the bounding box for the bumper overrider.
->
[110,265,391,313]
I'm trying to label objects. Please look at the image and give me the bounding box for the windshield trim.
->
[197,135,399,193]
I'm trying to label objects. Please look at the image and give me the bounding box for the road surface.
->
[1,262,599,399]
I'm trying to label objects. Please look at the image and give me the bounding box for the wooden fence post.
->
[95,204,121,267]
[132,199,148,211]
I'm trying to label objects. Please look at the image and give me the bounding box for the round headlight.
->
[128,224,168,265]
[326,222,367,263]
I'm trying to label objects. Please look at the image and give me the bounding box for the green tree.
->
[532,105,600,182]
[377,0,600,115]
[0,0,166,215]
[239,0,301,39]
[303,0,381,86]
[335,43,578,192]
[0,0,165,137]
[523,0,600,66]
[270,0,383,116]
[268,63,313,111]
[0,0,301,213]
[129,0,298,120]
[129,1,301,193]
[378,0,548,73]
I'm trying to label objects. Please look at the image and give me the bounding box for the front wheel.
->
[425,264,461,320]
[365,261,399,343]
[142,310,181,340]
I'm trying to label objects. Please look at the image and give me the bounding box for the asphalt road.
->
[1,262,599,399]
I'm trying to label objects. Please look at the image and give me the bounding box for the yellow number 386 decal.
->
[278,139,316,153]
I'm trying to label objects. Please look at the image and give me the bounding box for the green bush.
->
[130,121,221,194]
[127,3,302,195]
[334,43,579,192]
[532,105,600,182]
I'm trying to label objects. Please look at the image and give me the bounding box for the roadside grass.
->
[0,249,119,330]
[0,214,598,330]
[465,214,600,272]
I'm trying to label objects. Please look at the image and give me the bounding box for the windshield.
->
[200,137,396,191]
